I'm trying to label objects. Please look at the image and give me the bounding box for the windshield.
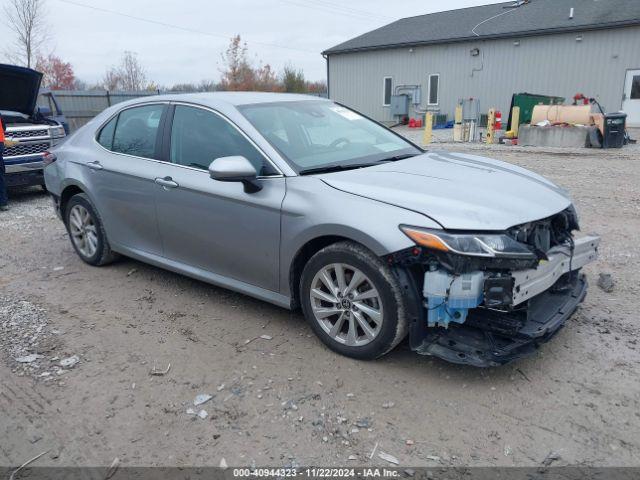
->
[239,100,421,173]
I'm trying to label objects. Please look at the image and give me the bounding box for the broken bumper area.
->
[413,273,587,367]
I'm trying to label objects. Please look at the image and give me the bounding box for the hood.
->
[0,64,43,116]
[319,151,572,231]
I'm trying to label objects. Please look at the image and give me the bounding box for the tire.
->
[64,193,119,266]
[300,241,409,360]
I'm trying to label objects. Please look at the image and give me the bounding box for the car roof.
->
[124,91,329,109]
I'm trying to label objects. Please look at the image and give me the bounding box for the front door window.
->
[170,105,277,176]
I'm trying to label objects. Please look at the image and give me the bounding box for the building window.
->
[428,74,440,105]
[632,75,640,100]
[383,77,393,106]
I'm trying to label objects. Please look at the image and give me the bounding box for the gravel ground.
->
[1,136,639,469]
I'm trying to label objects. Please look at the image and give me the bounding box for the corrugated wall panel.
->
[36,91,160,130]
[329,26,640,123]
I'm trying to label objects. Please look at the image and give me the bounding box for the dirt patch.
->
[0,295,67,379]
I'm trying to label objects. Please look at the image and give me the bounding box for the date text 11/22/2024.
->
[232,468,401,478]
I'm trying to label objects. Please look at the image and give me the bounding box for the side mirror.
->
[37,105,53,117]
[208,156,262,193]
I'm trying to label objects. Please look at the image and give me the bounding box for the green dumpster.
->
[507,93,565,130]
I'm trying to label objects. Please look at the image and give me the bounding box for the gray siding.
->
[328,26,640,124]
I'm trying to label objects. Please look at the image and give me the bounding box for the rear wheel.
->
[65,193,118,266]
[300,241,408,360]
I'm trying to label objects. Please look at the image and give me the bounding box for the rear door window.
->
[111,104,165,159]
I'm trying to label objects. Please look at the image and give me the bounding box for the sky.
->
[1,0,505,87]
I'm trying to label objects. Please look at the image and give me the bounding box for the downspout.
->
[323,53,330,98]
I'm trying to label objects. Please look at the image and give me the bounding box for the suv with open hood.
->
[1,63,66,189]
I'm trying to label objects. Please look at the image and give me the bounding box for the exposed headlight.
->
[400,226,536,259]
[50,126,66,138]
[50,126,66,146]
[566,204,580,230]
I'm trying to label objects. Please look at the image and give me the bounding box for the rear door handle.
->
[154,177,179,189]
[86,161,103,171]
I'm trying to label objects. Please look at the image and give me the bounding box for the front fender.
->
[279,177,441,298]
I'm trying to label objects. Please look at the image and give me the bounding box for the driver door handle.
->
[86,161,103,171]
[154,177,179,189]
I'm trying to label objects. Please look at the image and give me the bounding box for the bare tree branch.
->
[3,0,49,68]
[101,51,148,91]
[119,51,147,91]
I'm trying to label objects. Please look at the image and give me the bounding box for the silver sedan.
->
[44,92,599,366]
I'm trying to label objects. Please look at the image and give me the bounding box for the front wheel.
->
[300,241,408,360]
[65,193,119,266]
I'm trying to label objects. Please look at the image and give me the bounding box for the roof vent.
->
[569,7,575,19]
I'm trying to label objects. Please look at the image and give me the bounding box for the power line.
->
[471,2,524,36]
[54,0,319,54]
[300,0,393,21]
[280,0,390,22]
[302,0,395,21]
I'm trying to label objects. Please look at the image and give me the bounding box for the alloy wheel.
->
[68,204,98,258]
[309,263,383,346]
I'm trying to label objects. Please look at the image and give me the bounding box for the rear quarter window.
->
[97,116,117,150]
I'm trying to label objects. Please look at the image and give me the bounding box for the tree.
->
[218,35,254,91]
[119,51,147,91]
[282,65,306,93]
[145,81,161,93]
[3,0,48,68]
[217,35,326,94]
[102,51,150,91]
[254,64,282,92]
[35,54,76,90]
[102,68,122,91]
[198,80,217,92]
[169,81,216,93]
[306,80,328,96]
[72,78,88,90]
[218,35,282,92]
[170,83,199,93]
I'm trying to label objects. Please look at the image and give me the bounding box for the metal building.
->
[323,0,640,126]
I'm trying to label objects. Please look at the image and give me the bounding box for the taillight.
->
[43,151,57,166]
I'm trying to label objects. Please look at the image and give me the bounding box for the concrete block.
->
[519,125,598,148]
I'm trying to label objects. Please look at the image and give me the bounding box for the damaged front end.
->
[390,208,600,367]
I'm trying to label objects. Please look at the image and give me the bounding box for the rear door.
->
[623,69,640,127]
[89,103,167,255]
[152,104,285,292]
